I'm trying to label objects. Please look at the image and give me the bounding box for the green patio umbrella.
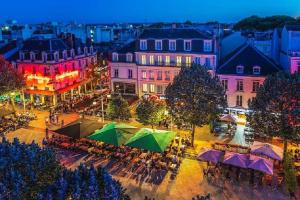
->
[88,122,137,146]
[125,128,176,152]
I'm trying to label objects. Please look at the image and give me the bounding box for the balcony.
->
[138,61,192,68]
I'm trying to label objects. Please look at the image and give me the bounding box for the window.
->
[157,55,162,65]
[112,53,118,62]
[54,53,59,62]
[141,55,146,65]
[165,71,170,80]
[165,56,170,65]
[237,80,244,91]
[174,71,179,77]
[236,65,244,74]
[157,71,162,80]
[142,70,147,79]
[157,85,163,94]
[126,53,132,62]
[155,40,162,50]
[128,69,133,79]
[176,56,182,67]
[114,69,119,78]
[205,58,211,67]
[253,66,261,75]
[186,56,192,66]
[149,71,154,80]
[149,55,154,65]
[169,40,176,51]
[221,79,228,91]
[19,52,24,61]
[142,84,148,92]
[252,81,260,92]
[204,40,212,52]
[184,40,192,51]
[150,84,155,93]
[195,57,201,65]
[236,95,243,107]
[140,40,147,50]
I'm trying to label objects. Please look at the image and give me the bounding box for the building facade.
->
[280,25,300,74]
[217,44,280,111]
[110,28,217,98]
[16,38,97,105]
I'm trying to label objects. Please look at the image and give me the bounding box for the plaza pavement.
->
[4,109,292,200]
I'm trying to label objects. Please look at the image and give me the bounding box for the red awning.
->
[24,89,54,96]
[56,80,90,94]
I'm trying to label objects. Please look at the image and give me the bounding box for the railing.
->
[138,61,192,67]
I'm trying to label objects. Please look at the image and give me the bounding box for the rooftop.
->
[21,38,69,52]
[285,25,300,31]
[139,28,212,39]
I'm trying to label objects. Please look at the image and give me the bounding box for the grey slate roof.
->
[217,44,281,76]
[139,28,212,39]
[285,25,300,31]
[116,41,136,53]
[21,38,70,52]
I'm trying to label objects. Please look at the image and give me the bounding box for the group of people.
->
[0,112,36,135]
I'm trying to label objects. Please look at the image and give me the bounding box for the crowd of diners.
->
[0,112,36,135]
[46,133,190,183]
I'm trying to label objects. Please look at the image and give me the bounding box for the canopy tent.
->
[197,148,224,163]
[125,128,176,152]
[250,141,283,161]
[219,114,236,123]
[223,151,248,168]
[248,155,274,175]
[88,122,137,146]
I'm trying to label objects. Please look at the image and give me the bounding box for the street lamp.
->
[101,94,111,123]
[93,101,97,117]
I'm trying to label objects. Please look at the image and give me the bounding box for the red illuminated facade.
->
[16,38,97,105]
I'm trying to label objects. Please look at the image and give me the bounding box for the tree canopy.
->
[0,56,25,96]
[0,138,129,200]
[248,72,300,154]
[106,95,131,121]
[165,64,227,145]
[234,15,298,31]
[136,96,166,129]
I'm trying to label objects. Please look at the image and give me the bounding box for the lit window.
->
[204,40,212,52]
[176,56,182,67]
[150,84,155,93]
[149,55,154,65]
[253,66,261,75]
[157,55,162,65]
[149,71,154,80]
[237,80,244,91]
[155,40,162,50]
[114,69,119,78]
[142,70,147,79]
[128,69,133,79]
[112,53,118,62]
[140,40,147,50]
[184,40,192,51]
[236,65,244,74]
[169,40,176,51]
[142,84,148,92]
[186,56,191,66]
[165,56,170,65]
[157,85,163,94]
[141,55,146,65]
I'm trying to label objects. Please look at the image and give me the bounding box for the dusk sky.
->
[1,0,300,24]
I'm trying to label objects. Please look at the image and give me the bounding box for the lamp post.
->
[93,101,97,117]
[101,94,111,123]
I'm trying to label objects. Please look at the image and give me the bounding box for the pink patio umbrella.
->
[223,151,249,168]
[197,148,224,163]
[250,141,283,161]
[219,114,236,123]
[248,155,274,175]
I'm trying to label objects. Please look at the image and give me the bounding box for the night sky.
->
[1,0,299,24]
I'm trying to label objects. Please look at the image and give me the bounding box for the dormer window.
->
[140,40,147,50]
[84,47,88,55]
[19,52,25,61]
[54,52,59,62]
[112,53,118,62]
[184,40,192,51]
[204,40,212,52]
[89,46,94,54]
[169,40,176,51]
[63,50,67,60]
[77,47,81,55]
[30,52,35,61]
[236,65,244,74]
[253,66,261,75]
[42,52,47,63]
[126,53,132,62]
[70,49,75,58]
[155,40,162,50]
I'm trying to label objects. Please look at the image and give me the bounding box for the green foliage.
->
[106,95,131,120]
[136,96,166,128]
[165,64,227,143]
[0,56,25,96]
[284,152,297,194]
[234,15,297,31]
[249,72,300,148]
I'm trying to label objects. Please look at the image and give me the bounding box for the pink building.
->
[217,44,281,111]
[110,28,217,97]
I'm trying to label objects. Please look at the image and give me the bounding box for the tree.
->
[106,95,131,121]
[284,152,297,196]
[249,72,300,159]
[136,96,166,129]
[0,56,25,110]
[165,64,227,146]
